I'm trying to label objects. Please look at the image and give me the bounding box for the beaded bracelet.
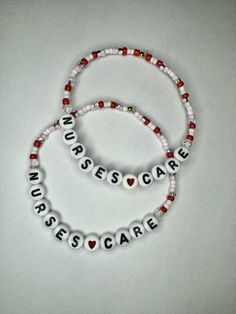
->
[59,101,189,189]
[61,47,197,150]
[28,104,176,252]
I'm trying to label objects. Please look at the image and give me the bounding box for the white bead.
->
[151,165,167,180]
[43,211,60,229]
[29,184,45,201]
[28,168,43,185]
[84,234,100,252]
[115,229,131,247]
[53,224,70,241]
[100,233,116,251]
[68,231,84,250]
[62,129,78,145]
[33,199,50,216]
[138,172,153,187]
[143,215,159,232]
[91,165,107,181]
[107,170,123,185]
[78,156,94,173]
[122,174,138,189]
[129,221,145,239]
[174,146,190,162]
[70,142,86,159]
[165,158,181,174]
[59,114,75,129]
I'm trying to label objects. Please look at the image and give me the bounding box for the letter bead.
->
[107,170,123,185]
[151,165,167,180]
[174,146,190,162]
[91,165,107,181]
[138,172,153,187]
[70,142,86,159]
[29,184,46,201]
[129,221,145,239]
[165,158,181,174]
[33,199,50,216]
[53,224,70,241]
[28,168,44,185]
[115,229,131,247]
[122,174,138,189]
[78,156,94,173]
[43,211,60,229]
[59,114,75,129]
[100,233,116,251]
[68,231,84,250]
[84,234,100,252]
[62,129,78,145]
[143,215,158,232]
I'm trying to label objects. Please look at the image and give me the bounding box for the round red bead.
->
[99,101,104,108]
[34,140,41,148]
[30,153,37,160]
[122,47,127,56]
[182,93,189,99]
[176,81,184,88]
[160,206,168,213]
[110,101,118,108]
[144,119,150,126]
[63,98,70,105]
[65,84,72,92]
[134,49,140,57]
[187,135,194,141]
[167,152,174,158]
[156,60,163,67]
[154,127,160,134]
[145,54,152,62]
[81,58,88,65]
[167,195,175,202]
[189,122,196,129]
[92,51,98,58]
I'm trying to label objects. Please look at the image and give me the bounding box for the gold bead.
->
[139,52,144,59]
[128,106,133,112]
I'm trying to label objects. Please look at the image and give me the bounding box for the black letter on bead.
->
[29,172,39,182]
[142,173,151,185]
[55,228,67,241]
[111,172,119,184]
[65,131,75,141]
[95,167,106,180]
[62,116,73,125]
[120,233,130,245]
[72,144,84,155]
[71,235,81,248]
[81,158,92,170]
[133,226,143,238]
[35,203,46,214]
[168,160,179,171]
[104,237,113,249]
[31,188,42,198]
[147,218,158,230]
[45,216,56,227]
[155,167,166,178]
[177,148,189,159]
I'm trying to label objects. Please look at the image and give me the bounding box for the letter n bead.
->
[59,114,75,129]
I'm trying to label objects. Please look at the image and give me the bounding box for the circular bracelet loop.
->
[28,103,177,252]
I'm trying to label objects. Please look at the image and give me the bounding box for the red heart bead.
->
[88,240,96,249]
[127,178,134,186]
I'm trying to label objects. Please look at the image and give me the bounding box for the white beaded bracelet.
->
[28,105,177,252]
[59,101,189,189]
[61,47,197,149]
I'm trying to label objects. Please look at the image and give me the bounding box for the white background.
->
[0,1,235,313]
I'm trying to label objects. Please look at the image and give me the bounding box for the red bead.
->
[81,58,88,65]
[145,54,152,62]
[156,60,163,67]
[154,127,160,134]
[92,51,98,58]
[144,118,150,126]
[34,140,41,148]
[167,195,175,202]
[134,49,140,57]
[167,152,174,158]
[65,84,72,92]
[62,98,70,105]
[187,134,194,141]
[99,101,104,108]
[189,122,196,129]
[160,206,168,213]
[110,101,118,108]
[176,80,184,88]
[30,153,37,160]
[182,93,189,99]
[122,47,127,56]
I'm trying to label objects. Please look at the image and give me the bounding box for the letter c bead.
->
[100,233,116,251]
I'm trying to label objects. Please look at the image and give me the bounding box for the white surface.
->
[0,1,236,314]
